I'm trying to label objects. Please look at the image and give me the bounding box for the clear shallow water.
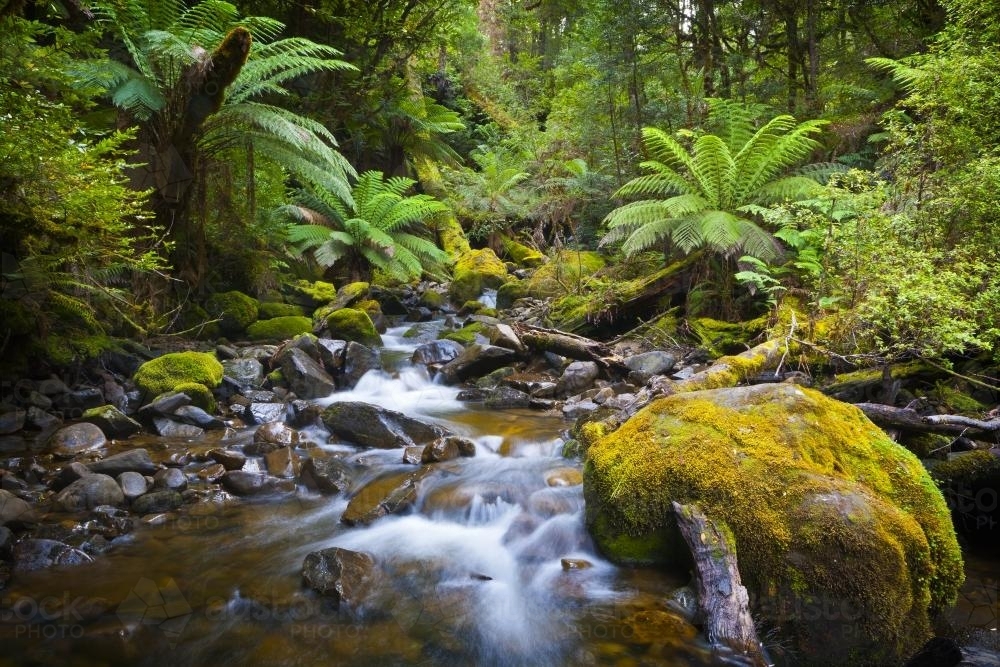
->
[1,332,734,667]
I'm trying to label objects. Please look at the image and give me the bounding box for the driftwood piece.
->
[513,322,628,373]
[673,502,771,667]
[855,403,1000,441]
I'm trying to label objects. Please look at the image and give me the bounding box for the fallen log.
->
[513,322,628,373]
[673,502,772,667]
[855,403,1000,442]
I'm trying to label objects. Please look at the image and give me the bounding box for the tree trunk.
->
[673,502,771,666]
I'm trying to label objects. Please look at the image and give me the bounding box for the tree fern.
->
[278,171,451,282]
[601,100,828,263]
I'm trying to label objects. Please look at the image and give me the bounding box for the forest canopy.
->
[0,0,997,370]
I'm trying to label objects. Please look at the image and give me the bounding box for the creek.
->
[1,324,745,667]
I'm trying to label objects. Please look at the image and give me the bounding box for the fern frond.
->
[641,127,695,172]
[866,57,928,93]
[690,134,733,207]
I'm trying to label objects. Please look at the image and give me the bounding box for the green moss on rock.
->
[439,321,486,345]
[319,308,382,346]
[419,290,445,309]
[689,315,767,357]
[285,280,337,308]
[332,281,370,310]
[495,280,529,309]
[172,382,216,413]
[501,236,545,268]
[246,316,313,341]
[134,351,224,399]
[205,290,259,336]
[585,383,963,666]
[526,250,605,298]
[257,302,306,319]
[449,248,509,303]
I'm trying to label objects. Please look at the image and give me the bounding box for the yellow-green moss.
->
[354,298,382,323]
[246,316,312,341]
[496,280,529,309]
[689,315,768,358]
[319,308,382,347]
[333,281,370,309]
[585,383,963,666]
[440,321,486,345]
[205,290,259,336]
[930,450,1000,483]
[526,250,605,298]
[257,302,306,319]
[929,381,986,415]
[449,248,509,303]
[501,236,545,268]
[134,351,224,399]
[41,332,115,367]
[285,280,337,308]
[420,290,445,309]
[172,382,216,413]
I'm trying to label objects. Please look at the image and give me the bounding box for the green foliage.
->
[281,170,451,284]
[601,99,830,262]
[1,17,167,365]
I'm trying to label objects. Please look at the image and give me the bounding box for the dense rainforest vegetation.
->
[1,0,997,377]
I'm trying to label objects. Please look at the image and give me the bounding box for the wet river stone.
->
[0,489,37,526]
[117,471,148,500]
[411,339,464,366]
[322,401,450,449]
[87,449,158,477]
[132,490,184,514]
[54,474,124,511]
[302,547,377,607]
[81,405,142,439]
[300,456,354,494]
[342,469,429,525]
[48,422,107,458]
[556,361,600,395]
[12,538,93,572]
[279,347,337,399]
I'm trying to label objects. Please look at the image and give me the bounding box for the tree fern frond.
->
[285,221,336,246]
[641,127,695,172]
[754,175,824,204]
[690,134,733,207]
[615,168,693,198]
[170,0,241,36]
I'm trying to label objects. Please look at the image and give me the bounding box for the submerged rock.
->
[12,538,93,572]
[302,547,377,607]
[584,383,964,666]
[0,489,37,527]
[87,448,157,477]
[342,469,429,525]
[81,405,142,439]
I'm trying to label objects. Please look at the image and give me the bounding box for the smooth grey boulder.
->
[87,449,158,477]
[556,361,600,395]
[54,474,124,511]
[0,489,37,527]
[48,423,107,458]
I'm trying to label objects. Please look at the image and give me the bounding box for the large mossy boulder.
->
[584,383,963,667]
[283,280,337,308]
[205,290,259,336]
[133,352,224,400]
[246,316,313,341]
[449,248,509,303]
[315,308,382,347]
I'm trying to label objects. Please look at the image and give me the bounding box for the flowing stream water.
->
[1,324,742,667]
[5,325,994,666]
